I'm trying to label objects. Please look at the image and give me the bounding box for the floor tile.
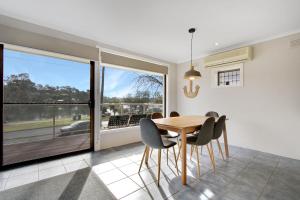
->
[0,178,7,191]
[38,160,64,170]
[111,158,133,167]
[61,155,84,165]
[121,188,152,200]
[129,170,159,187]
[64,160,89,172]
[143,179,176,200]
[92,162,116,174]
[9,164,39,177]
[96,168,127,185]
[259,178,300,200]
[5,171,38,189]
[0,170,11,179]
[119,162,144,176]
[107,178,140,199]
[39,165,66,180]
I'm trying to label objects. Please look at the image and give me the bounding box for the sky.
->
[4,49,162,98]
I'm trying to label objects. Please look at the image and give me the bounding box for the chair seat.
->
[163,131,180,139]
[162,140,177,148]
[159,129,168,135]
[180,135,198,145]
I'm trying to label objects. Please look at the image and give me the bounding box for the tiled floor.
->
[0,142,299,200]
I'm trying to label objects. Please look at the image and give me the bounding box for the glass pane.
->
[101,67,164,129]
[2,49,92,165]
[3,104,90,165]
[4,49,90,103]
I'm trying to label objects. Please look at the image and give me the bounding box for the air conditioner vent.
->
[204,46,253,68]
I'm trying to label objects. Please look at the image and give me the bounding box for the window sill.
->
[99,126,140,135]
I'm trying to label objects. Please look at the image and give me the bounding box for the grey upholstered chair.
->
[138,118,179,186]
[210,115,226,160]
[170,111,180,117]
[180,117,216,177]
[205,111,219,118]
[151,112,168,135]
[150,112,178,165]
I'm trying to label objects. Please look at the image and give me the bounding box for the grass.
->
[4,116,90,132]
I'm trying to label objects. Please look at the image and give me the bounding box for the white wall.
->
[177,33,300,160]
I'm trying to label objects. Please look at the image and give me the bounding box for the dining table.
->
[147,115,229,185]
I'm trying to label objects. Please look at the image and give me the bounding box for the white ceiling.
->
[0,0,300,63]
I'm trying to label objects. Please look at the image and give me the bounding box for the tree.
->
[134,74,163,96]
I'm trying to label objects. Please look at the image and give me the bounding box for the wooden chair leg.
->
[139,146,147,172]
[206,145,216,172]
[150,148,153,158]
[157,149,161,186]
[167,148,169,165]
[177,136,182,159]
[195,146,201,178]
[176,142,182,163]
[172,146,179,175]
[217,139,225,160]
[190,145,194,160]
[210,142,216,167]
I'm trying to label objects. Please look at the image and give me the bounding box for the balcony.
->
[101,103,163,129]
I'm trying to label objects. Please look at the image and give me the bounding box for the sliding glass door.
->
[1,45,94,166]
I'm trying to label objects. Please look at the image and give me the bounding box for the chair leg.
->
[139,146,147,173]
[157,149,161,186]
[167,148,169,165]
[210,142,216,167]
[172,146,179,175]
[217,139,225,160]
[201,146,203,155]
[206,145,216,173]
[150,148,153,158]
[195,146,201,178]
[190,145,194,160]
[176,142,182,163]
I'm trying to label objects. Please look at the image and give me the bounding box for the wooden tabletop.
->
[152,115,210,129]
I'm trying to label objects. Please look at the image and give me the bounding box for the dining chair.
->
[150,112,179,165]
[138,118,179,186]
[205,111,219,118]
[170,111,180,117]
[210,115,226,160]
[178,117,216,177]
[201,111,219,155]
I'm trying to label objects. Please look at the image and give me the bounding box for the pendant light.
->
[184,28,201,80]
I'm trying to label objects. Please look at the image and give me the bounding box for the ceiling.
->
[0,0,300,63]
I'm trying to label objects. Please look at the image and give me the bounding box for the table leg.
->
[181,129,187,185]
[145,146,149,166]
[223,123,229,158]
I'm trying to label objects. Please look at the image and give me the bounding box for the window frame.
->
[211,63,244,88]
[99,63,166,130]
[0,44,95,167]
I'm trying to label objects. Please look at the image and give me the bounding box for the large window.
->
[2,48,94,166]
[100,66,164,129]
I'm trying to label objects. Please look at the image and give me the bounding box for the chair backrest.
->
[128,114,147,126]
[205,111,219,118]
[108,115,130,128]
[195,117,215,145]
[170,111,180,117]
[151,112,163,119]
[139,118,164,149]
[213,115,226,139]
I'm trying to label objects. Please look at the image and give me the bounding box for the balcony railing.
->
[101,103,163,129]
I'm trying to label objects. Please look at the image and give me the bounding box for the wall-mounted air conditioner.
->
[204,46,253,68]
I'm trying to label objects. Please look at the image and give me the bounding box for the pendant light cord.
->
[190,32,193,68]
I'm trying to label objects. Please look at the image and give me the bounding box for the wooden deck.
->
[3,134,91,166]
